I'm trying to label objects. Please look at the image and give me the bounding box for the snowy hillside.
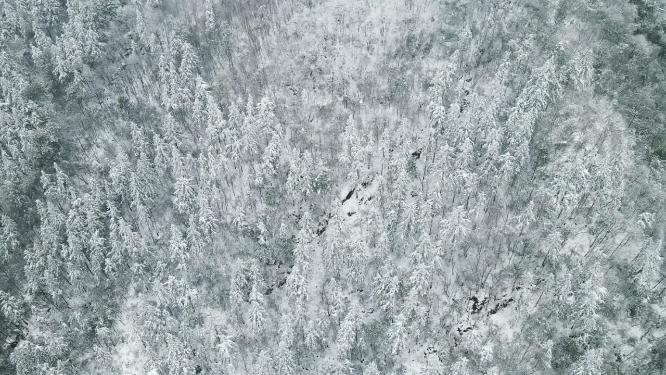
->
[0,0,665,374]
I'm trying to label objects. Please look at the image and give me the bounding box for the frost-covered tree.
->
[0,0,664,373]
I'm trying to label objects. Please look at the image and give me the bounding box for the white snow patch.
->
[489,304,520,342]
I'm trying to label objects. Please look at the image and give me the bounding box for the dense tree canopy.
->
[0,0,665,374]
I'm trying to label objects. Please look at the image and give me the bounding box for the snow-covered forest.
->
[0,0,665,373]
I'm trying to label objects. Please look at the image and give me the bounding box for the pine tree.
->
[304,317,322,351]
[105,201,124,279]
[89,229,106,282]
[336,302,360,358]
[388,313,408,355]
[0,215,20,260]
[204,0,216,33]
[254,350,273,375]
[256,130,282,186]
[274,340,296,375]
[247,283,266,339]
[634,239,663,296]
[173,174,195,216]
[286,150,316,200]
[153,133,170,175]
[196,180,217,237]
[169,224,187,270]
[64,198,91,286]
[109,152,131,201]
[178,42,198,99]
[216,330,237,365]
